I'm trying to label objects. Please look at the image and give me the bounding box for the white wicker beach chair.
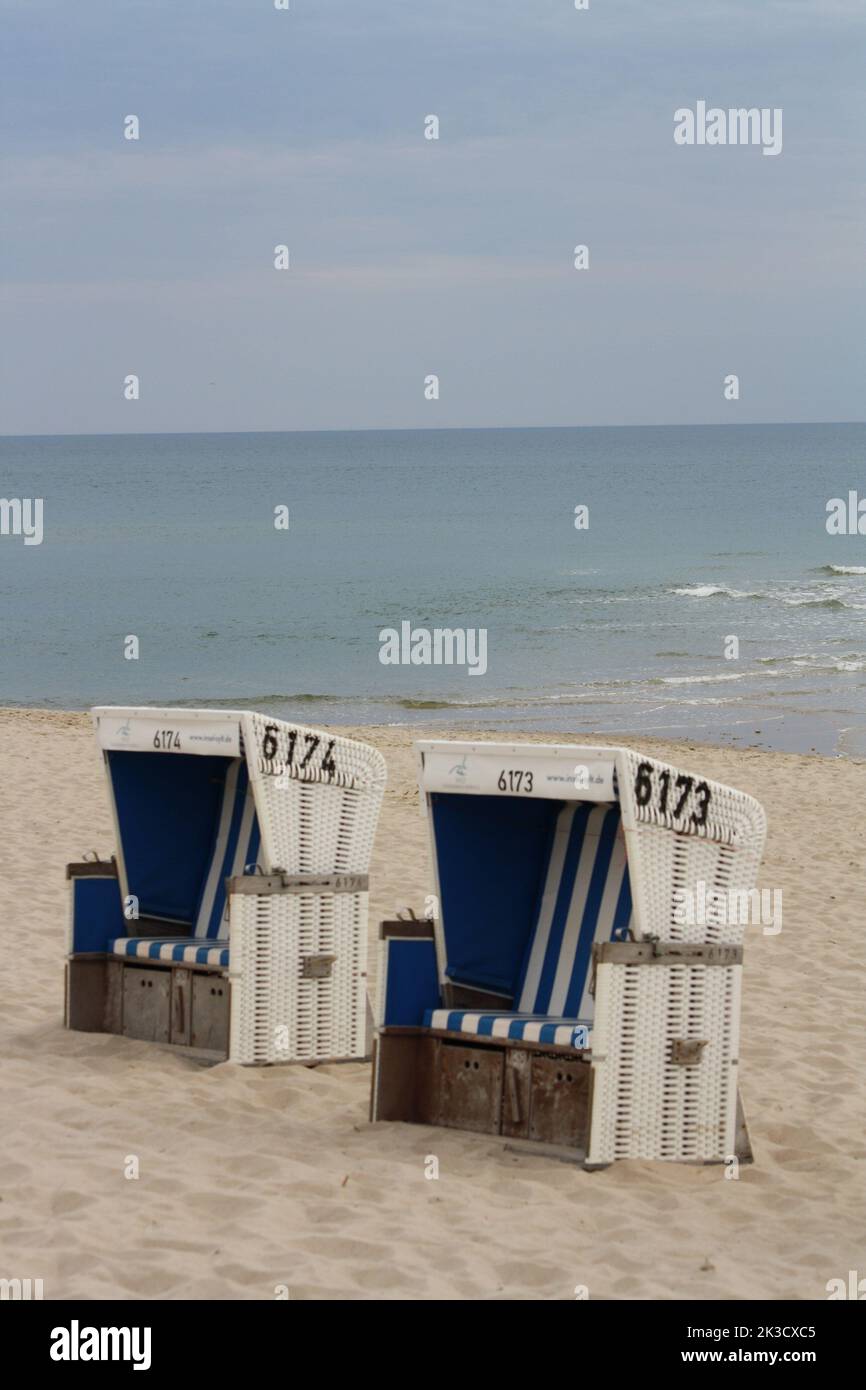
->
[66,707,386,1063]
[371,740,766,1165]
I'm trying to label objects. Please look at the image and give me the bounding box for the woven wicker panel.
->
[587,960,742,1164]
[617,749,767,944]
[228,889,367,1064]
[240,712,386,876]
[225,716,383,1064]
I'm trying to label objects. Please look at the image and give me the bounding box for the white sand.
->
[1,709,864,1300]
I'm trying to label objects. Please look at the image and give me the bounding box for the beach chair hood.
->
[95,708,385,926]
[416,740,767,1004]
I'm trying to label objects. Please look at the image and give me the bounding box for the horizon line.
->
[2,419,864,441]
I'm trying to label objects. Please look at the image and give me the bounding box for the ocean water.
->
[1,423,865,755]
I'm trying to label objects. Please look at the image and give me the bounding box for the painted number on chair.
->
[261,724,339,781]
[497,768,534,793]
[634,761,711,828]
[152,729,181,751]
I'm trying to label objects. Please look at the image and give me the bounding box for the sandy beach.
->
[1,707,864,1301]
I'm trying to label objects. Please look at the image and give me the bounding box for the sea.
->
[2,422,865,755]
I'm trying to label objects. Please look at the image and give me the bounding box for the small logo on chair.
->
[301,953,337,980]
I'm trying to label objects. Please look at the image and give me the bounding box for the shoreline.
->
[0,703,862,760]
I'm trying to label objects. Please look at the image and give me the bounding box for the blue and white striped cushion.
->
[110,937,229,968]
[515,803,631,1021]
[424,1009,589,1049]
[193,760,260,940]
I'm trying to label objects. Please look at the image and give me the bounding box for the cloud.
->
[2,0,864,433]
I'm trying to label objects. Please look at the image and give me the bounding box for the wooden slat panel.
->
[529,1056,590,1149]
[66,958,107,1033]
[122,967,171,1043]
[105,961,123,1033]
[171,968,192,1047]
[438,1043,503,1135]
[191,975,229,1054]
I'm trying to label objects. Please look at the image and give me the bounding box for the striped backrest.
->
[194,759,261,939]
[516,803,632,1020]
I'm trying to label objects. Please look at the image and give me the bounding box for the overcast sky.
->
[1,0,863,434]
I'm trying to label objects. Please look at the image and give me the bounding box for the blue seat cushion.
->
[110,937,229,968]
[424,1009,589,1050]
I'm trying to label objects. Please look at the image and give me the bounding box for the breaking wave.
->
[669,584,760,599]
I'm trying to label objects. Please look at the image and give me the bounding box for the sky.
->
[1,0,864,434]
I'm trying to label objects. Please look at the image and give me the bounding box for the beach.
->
[1,706,864,1301]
